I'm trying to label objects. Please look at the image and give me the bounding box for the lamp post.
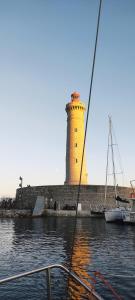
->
[19,176,23,208]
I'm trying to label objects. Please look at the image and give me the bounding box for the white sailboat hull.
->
[105,208,124,223]
[123,211,135,224]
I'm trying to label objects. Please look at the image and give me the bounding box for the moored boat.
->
[105,207,126,223]
[122,198,135,224]
[105,196,129,223]
[104,117,128,223]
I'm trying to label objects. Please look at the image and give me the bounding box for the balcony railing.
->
[0,263,103,300]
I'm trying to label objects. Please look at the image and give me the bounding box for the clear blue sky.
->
[0,0,135,197]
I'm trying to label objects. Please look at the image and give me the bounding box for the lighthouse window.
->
[76,158,78,163]
[74,128,77,132]
[75,143,77,147]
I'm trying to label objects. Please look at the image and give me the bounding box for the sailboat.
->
[104,116,127,223]
[122,180,135,224]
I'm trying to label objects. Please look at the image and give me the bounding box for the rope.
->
[94,271,122,300]
[67,0,103,298]
[88,269,135,279]
[111,121,125,187]
[104,273,135,279]
[76,0,103,212]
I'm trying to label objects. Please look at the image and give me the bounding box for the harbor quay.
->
[9,184,131,217]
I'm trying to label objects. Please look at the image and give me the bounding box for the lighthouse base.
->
[14,184,131,217]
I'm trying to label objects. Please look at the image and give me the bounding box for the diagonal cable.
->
[66,0,103,298]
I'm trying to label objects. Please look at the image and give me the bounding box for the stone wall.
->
[14,184,131,213]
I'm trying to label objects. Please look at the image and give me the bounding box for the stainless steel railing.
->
[0,263,103,300]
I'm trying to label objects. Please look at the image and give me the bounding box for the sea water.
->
[0,217,134,299]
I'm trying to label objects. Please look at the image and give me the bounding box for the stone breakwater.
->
[0,209,31,218]
[8,184,131,218]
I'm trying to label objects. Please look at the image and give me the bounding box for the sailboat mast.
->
[109,116,117,197]
[105,121,110,202]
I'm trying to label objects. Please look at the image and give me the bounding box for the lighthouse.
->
[65,92,88,185]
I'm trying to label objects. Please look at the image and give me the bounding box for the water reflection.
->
[0,219,14,255]
[68,219,96,299]
[0,218,135,299]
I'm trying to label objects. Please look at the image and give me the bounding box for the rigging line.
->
[110,117,117,196]
[89,270,135,279]
[105,117,110,202]
[105,273,135,279]
[107,172,123,175]
[111,121,125,186]
[76,0,103,212]
[66,0,103,297]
